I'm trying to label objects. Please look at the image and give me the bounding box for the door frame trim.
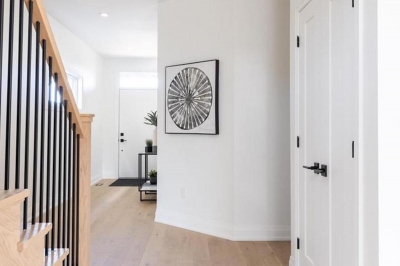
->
[293,2,312,265]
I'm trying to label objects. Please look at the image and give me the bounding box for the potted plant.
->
[149,170,157,185]
[145,139,153,153]
[144,111,158,153]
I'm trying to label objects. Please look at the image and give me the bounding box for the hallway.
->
[90,180,290,266]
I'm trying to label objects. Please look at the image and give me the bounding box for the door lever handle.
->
[303,163,319,170]
[303,163,328,177]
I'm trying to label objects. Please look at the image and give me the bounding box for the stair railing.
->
[0,0,93,265]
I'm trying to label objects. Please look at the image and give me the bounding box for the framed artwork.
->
[165,60,219,135]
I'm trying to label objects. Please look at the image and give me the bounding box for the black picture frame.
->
[165,59,219,135]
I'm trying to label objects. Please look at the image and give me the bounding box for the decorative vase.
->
[153,127,158,146]
[150,176,157,185]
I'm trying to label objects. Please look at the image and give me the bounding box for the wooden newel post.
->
[79,114,94,266]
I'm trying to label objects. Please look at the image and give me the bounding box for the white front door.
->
[118,89,157,178]
[298,0,331,265]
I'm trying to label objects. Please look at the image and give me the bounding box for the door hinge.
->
[297,238,300,249]
[297,136,300,148]
[297,36,300,47]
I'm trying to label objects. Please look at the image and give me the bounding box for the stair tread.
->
[18,223,52,251]
[44,249,69,266]
[0,189,29,210]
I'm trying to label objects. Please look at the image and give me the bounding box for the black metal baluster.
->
[31,21,41,224]
[51,73,59,251]
[71,124,76,265]
[39,39,47,223]
[23,0,33,231]
[45,56,53,256]
[0,0,4,131]
[4,0,15,190]
[66,112,72,266]
[15,0,24,189]
[76,134,80,265]
[57,87,64,249]
[62,101,68,249]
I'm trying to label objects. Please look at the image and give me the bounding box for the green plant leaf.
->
[144,110,158,126]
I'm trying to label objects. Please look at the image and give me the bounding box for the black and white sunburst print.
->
[167,67,213,130]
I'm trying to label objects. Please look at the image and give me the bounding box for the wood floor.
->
[91,179,291,266]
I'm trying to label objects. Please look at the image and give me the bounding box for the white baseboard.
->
[233,224,290,241]
[155,208,233,240]
[289,255,295,266]
[91,177,122,186]
[91,177,108,186]
[155,208,291,241]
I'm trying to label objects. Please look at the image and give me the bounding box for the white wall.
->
[360,0,379,265]
[233,0,290,240]
[101,58,158,178]
[157,0,236,239]
[377,1,400,265]
[156,0,290,240]
[49,16,105,183]
[358,1,400,264]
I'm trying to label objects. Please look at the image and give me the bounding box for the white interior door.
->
[119,89,157,178]
[298,0,331,265]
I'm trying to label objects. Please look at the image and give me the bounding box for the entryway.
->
[118,89,157,178]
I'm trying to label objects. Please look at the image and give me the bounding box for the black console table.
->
[138,151,157,201]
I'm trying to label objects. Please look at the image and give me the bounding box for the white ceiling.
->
[43,0,158,58]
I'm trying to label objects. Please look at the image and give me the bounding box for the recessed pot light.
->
[100,13,109,18]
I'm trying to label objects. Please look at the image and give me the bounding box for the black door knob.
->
[120,139,127,143]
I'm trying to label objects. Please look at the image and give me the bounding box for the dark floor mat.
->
[109,178,146,187]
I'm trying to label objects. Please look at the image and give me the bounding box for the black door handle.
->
[303,163,328,177]
[120,139,128,143]
[303,163,319,170]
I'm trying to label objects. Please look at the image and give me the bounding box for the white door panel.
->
[119,90,157,178]
[298,0,330,265]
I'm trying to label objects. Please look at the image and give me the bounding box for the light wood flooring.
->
[91,179,291,266]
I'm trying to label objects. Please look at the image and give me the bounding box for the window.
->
[49,72,82,110]
[67,72,83,109]
[119,72,158,89]
[49,79,61,104]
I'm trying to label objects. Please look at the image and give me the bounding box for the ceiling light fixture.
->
[100,13,109,18]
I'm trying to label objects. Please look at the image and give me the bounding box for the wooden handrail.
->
[23,0,84,137]
[78,114,94,266]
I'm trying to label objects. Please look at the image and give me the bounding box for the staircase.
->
[0,189,67,266]
[0,0,93,265]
